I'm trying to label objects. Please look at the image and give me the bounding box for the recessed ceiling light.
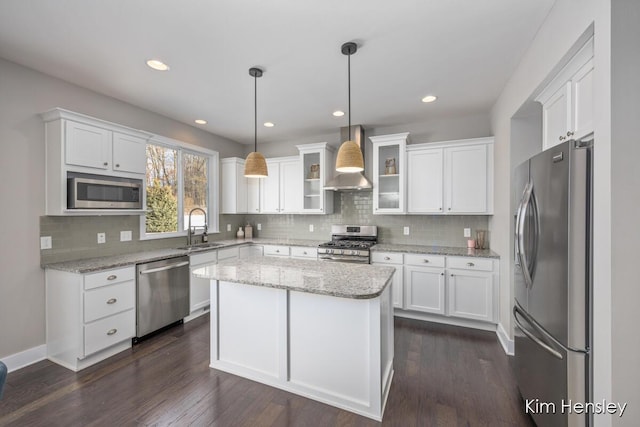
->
[146,59,170,71]
[263,122,275,128]
[194,119,207,125]
[332,110,345,117]
[422,95,438,103]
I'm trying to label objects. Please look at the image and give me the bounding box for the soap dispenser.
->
[236,226,245,239]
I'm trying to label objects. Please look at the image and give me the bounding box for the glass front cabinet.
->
[370,133,408,214]
[296,142,335,214]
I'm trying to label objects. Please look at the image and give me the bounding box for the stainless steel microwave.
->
[67,172,143,209]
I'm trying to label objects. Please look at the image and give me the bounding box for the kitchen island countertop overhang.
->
[193,256,396,421]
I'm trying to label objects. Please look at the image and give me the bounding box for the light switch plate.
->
[227,224,231,232]
[40,236,52,250]
[464,228,471,237]
[309,224,314,232]
[97,232,106,244]
[257,223,262,231]
[120,230,132,242]
[403,226,410,235]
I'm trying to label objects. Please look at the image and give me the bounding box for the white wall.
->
[0,57,244,360]
[490,0,619,424]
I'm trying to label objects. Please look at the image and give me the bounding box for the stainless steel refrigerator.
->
[513,136,593,427]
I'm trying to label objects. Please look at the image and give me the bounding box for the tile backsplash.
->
[40,192,488,264]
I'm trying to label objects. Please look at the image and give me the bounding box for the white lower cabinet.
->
[263,245,290,257]
[447,269,493,322]
[46,266,136,371]
[404,265,446,315]
[290,246,317,259]
[189,250,217,315]
[371,252,404,308]
[239,244,263,258]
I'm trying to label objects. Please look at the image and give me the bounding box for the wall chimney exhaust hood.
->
[324,125,372,191]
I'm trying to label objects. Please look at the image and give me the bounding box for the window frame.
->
[140,135,219,240]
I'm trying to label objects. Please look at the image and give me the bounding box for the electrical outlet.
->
[120,230,132,242]
[309,224,314,232]
[97,232,106,244]
[257,223,262,231]
[403,226,410,235]
[227,224,231,232]
[464,228,471,238]
[40,236,52,250]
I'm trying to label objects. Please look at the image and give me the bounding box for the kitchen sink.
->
[177,242,225,251]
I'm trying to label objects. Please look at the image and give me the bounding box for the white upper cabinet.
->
[407,138,494,215]
[536,36,593,150]
[221,158,248,214]
[260,156,302,214]
[370,133,408,214]
[112,132,147,175]
[246,176,261,214]
[296,142,335,214]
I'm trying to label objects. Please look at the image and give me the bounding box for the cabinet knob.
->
[303,251,307,255]
[441,272,445,276]
[567,131,574,137]
[559,135,566,141]
[107,275,117,281]
[107,328,118,336]
[448,207,451,211]
[439,207,442,211]
[467,262,475,267]
[103,162,108,166]
[384,256,391,260]
[450,274,454,277]
[106,298,117,305]
[115,163,120,168]
[423,259,430,263]
[275,249,280,253]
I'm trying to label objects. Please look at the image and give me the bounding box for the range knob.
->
[336,249,343,255]
[327,249,333,254]
[350,250,358,255]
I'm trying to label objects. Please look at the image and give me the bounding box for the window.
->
[142,138,218,239]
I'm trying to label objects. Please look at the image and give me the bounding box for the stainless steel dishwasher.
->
[134,256,190,343]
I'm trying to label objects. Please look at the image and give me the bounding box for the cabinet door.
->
[260,160,281,213]
[235,163,248,213]
[190,265,212,312]
[373,263,404,309]
[247,178,260,213]
[65,121,111,170]
[447,269,493,322]
[407,148,443,213]
[541,82,571,150]
[280,159,302,213]
[445,144,487,213]
[372,138,405,214]
[221,160,238,214]
[112,132,147,174]
[404,266,445,314]
[572,58,594,140]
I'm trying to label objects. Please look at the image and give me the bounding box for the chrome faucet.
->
[187,207,208,246]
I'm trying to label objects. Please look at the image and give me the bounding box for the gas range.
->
[318,225,377,264]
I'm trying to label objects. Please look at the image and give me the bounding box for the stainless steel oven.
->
[318,225,377,264]
[67,172,142,209]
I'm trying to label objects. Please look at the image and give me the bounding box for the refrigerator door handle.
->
[515,301,590,355]
[513,304,563,360]
[517,182,536,288]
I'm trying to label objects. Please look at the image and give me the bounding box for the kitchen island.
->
[193,257,395,421]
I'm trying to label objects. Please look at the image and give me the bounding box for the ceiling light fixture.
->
[421,95,438,103]
[335,42,364,173]
[244,67,268,178]
[146,59,170,71]
[194,119,207,125]
[263,122,275,128]
[332,110,345,117]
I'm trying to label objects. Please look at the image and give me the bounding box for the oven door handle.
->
[318,255,368,263]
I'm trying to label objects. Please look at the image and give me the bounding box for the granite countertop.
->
[193,256,395,300]
[371,243,499,259]
[42,238,325,273]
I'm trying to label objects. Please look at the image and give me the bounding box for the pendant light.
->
[244,67,268,178]
[335,42,364,173]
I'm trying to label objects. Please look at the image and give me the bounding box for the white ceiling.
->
[0,0,555,144]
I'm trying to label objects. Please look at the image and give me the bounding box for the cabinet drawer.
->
[447,257,493,271]
[83,309,135,356]
[190,250,218,266]
[371,252,403,265]
[218,247,239,261]
[84,266,135,290]
[263,245,290,257]
[84,281,135,323]
[404,253,445,268]
[290,246,317,259]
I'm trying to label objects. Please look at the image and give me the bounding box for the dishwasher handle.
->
[139,260,189,275]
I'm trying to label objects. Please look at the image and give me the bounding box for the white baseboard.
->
[496,322,514,355]
[1,344,47,372]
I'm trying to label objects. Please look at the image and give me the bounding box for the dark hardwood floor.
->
[0,315,533,426]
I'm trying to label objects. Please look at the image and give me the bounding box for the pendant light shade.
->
[336,42,364,173]
[244,67,268,178]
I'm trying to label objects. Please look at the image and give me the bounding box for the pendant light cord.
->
[254,73,257,153]
[347,51,351,137]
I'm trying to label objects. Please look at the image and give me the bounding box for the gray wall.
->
[0,57,244,359]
